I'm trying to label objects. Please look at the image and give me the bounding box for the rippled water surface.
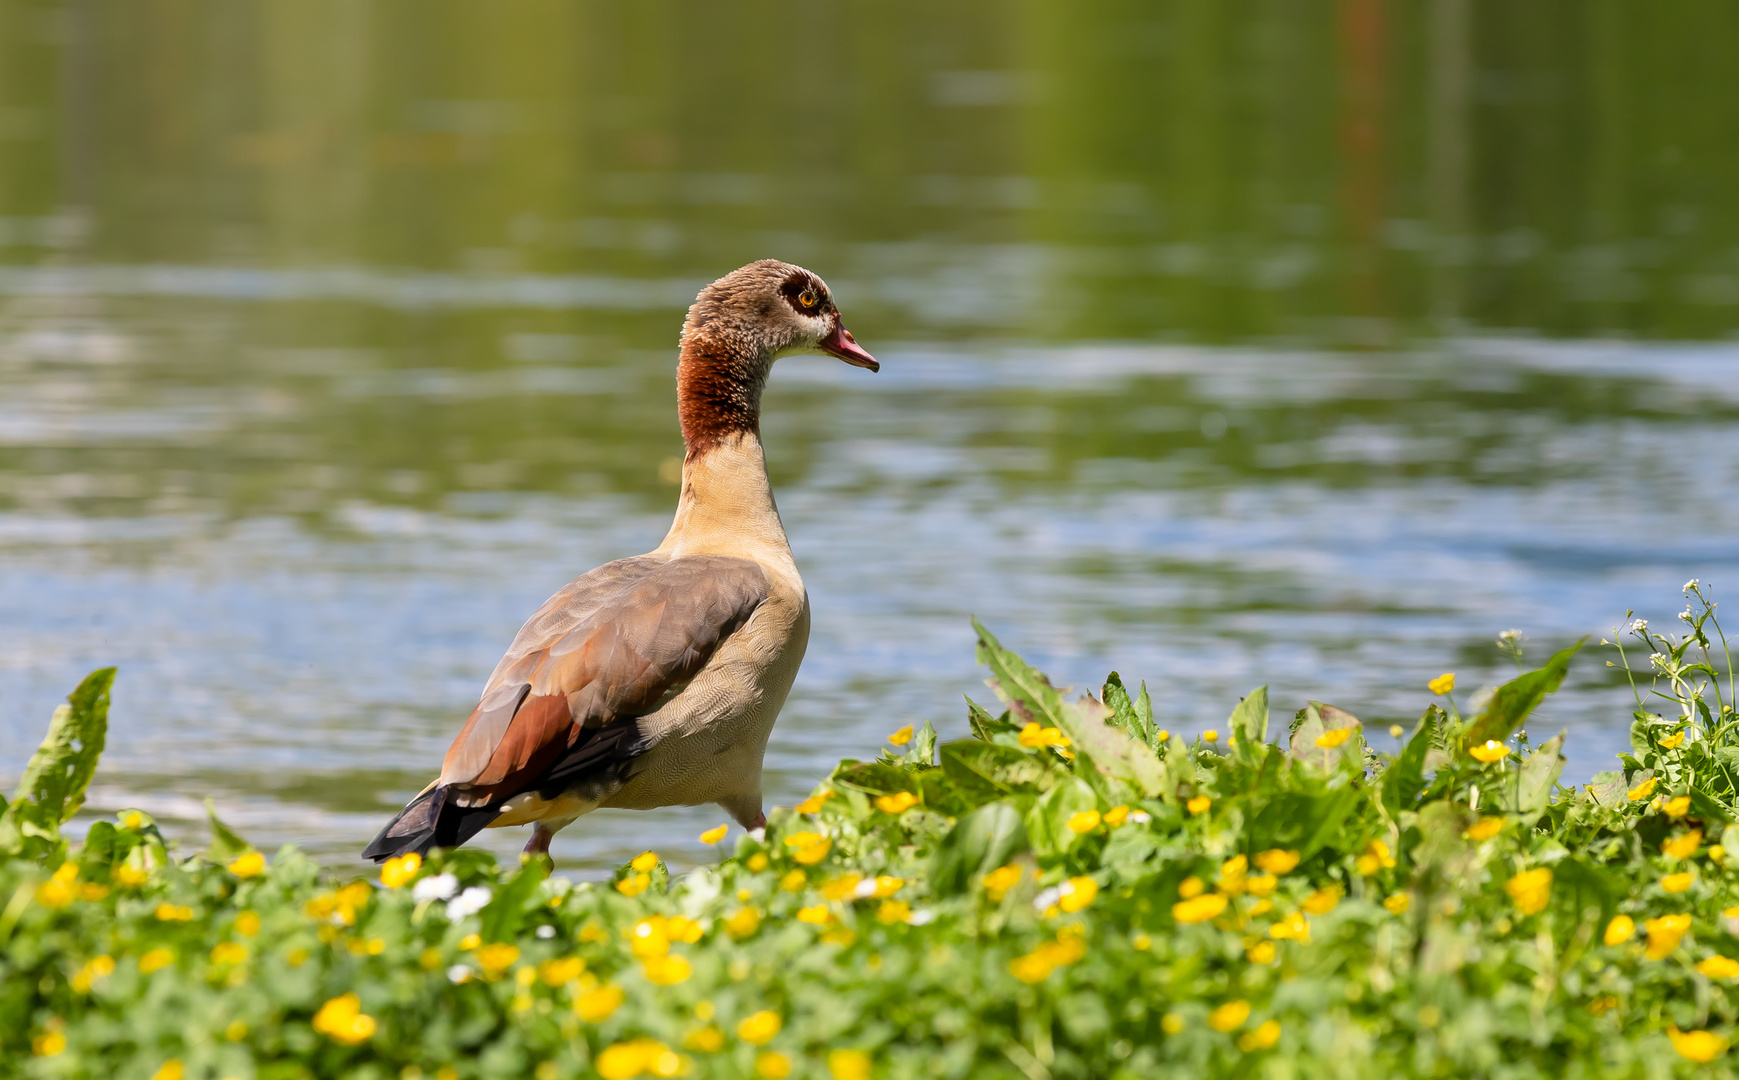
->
[3,0,1738,873]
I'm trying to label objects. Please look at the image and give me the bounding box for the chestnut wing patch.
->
[437,554,771,803]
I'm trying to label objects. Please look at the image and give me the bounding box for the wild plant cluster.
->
[5,585,1739,1079]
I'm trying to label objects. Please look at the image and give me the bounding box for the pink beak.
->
[819,317,879,372]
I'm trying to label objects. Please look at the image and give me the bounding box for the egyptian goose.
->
[364,260,877,860]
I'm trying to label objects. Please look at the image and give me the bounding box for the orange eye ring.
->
[799,290,818,309]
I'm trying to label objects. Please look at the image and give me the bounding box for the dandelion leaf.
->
[1463,639,1585,749]
[1227,685,1269,752]
[0,667,114,859]
[940,741,1057,796]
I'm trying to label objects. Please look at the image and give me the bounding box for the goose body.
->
[364,260,877,860]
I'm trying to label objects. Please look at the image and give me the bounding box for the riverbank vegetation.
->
[6,584,1739,1078]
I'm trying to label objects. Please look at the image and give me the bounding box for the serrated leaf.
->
[1053,697,1166,798]
[1464,639,1585,749]
[1227,686,1269,754]
[0,667,114,858]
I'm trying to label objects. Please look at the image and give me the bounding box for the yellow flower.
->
[797,905,833,926]
[1355,839,1395,876]
[1060,876,1099,913]
[1017,723,1071,750]
[1246,940,1276,964]
[725,908,761,939]
[476,943,519,980]
[821,928,857,947]
[630,918,672,958]
[1270,913,1310,942]
[1255,849,1300,875]
[459,933,482,950]
[1663,796,1692,819]
[1698,954,1739,979]
[1187,796,1211,815]
[1662,871,1695,894]
[115,864,149,888]
[1173,893,1229,924]
[1133,932,1152,950]
[875,791,920,815]
[156,903,194,922]
[794,838,832,865]
[1203,730,1220,743]
[1628,776,1658,802]
[1469,740,1510,763]
[888,724,914,746]
[1240,1019,1281,1052]
[1428,673,1455,695]
[828,1049,873,1080]
[699,824,729,845]
[1464,816,1505,841]
[1156,730,1171,743]
[757,1051,793,1079]
[642,954,693,985]
[71,955,115,992]
[1505,868,1552,915]
[377,852,422,888]
[228,852,266,878]
[877,899,912,924]
[615,873,649,897]
[1383,893,1411,914]
[1161,1012,1185,1034]
[1302,888,1342,915]
[1713,846,1727,864]
[139,948,174,974]
[1209,1000,1251,1032]
[794,791,832,814]
[1067,810,1101,834]
[540,957,585,985]
[35,865,77,909]
[150,1061,184,1080]
[32,1030,67,1056]
[983,864,1023,900]
[631,851,661,872]
[312,993,377,1045]
[871,876,905,898]
[685,1026,724,1052]
[1315,728,1352,748]
[1604,915,1635,945]
[820,874,863,901]
[747,853,769,873]
[738,1010,783,1046]
[596,1039,684,1079]
[1660,730,1687,750]
[1245,873,1278,896]
[1103,805,1130,827]
[1668,1027,1729,1063]
[1645,913,1692,959]
[575,983,625,1022]
[1008,933,1088,982]
[225,1020,248,1041]
[210,942,247,965]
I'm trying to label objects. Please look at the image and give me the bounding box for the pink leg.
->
[745,810,766,831]
[523,826,554,857]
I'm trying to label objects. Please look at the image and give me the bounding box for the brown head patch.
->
[779,270,832,317]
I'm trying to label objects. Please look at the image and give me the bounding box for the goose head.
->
[680,259,878,372]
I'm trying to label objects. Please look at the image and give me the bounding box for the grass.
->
[5,584,1739,1078]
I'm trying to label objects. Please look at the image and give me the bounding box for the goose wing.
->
[439,553,771,805]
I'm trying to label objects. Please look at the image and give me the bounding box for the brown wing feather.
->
[436,554,770,805]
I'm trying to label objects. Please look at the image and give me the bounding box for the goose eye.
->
[799,290,818,310]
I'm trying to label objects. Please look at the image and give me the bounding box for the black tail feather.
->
[362,786,498,862]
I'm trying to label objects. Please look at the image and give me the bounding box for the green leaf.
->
[480,858,548,942]
[966,696,1019,742]
[832,761,920,798]
[1382,707,1437,817]
[1103,673,1158,748]
[1512,731,1566,816]
[1288,702,1363,772]
[1024,778,1099,857]
[203,797,253,863]
[0,667,114,858]
[1227,686,1269,754]
[932,801,1029,894]
[939,741,1058,795]
[1585,770,1628,809]
[973,618,1071,730]
[1464,639,1585,748]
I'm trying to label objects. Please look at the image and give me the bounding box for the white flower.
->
[535,924,556,939]
[445,885,493,921]
[1630,619,1649,634]
[906,909,937,926]
[1128,811,1152,824]
[1681,609,1695,623]
[1685,579,1701,592]
[1649,652,1672,673]
[447,964,472,984]
[852,878,880,899]
[413,873,459,903]
[1032,886,1062,912]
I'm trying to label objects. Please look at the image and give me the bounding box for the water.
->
[3,1,1738,873]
